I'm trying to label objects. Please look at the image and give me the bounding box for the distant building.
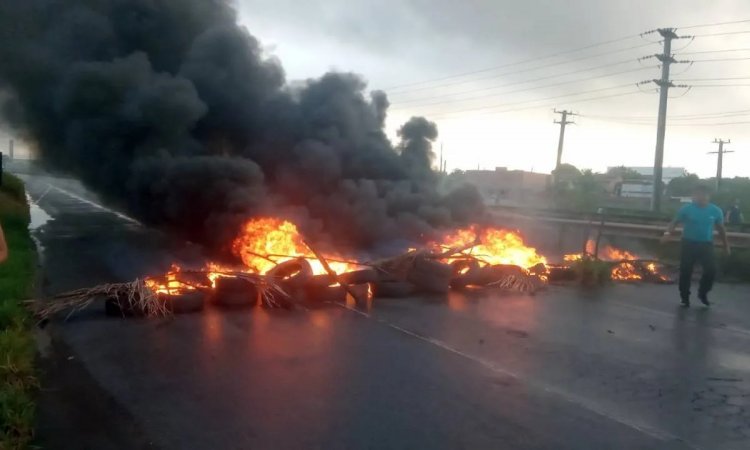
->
[617,180,653,198]
[608,166,687,199]
[608,166,687,184]
[462,167,550,206]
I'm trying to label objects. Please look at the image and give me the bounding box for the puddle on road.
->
[26,192,52,260]
[27,193,52,230]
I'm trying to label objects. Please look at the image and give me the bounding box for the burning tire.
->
[212,277,259,308]
[372,281,415,298]
[160,291,205,314]
[406,258,453,294]
[266,258,313,288]
[450,259,481,288]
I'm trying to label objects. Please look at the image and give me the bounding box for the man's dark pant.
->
[679,240,716,299]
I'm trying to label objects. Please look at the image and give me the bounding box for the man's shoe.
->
[680,297,690,307]
[698,293,711,306]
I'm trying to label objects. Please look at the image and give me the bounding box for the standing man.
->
[662,185,730,307]
[725,199,744,229]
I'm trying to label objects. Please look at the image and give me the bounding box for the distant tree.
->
[552,163,581,182]
[667,174,701,197]
[550,167,606,212]
[713,177,750,215]
[606,166,643,180]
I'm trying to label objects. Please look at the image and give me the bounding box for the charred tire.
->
[451,259,480,276]
[160,291,205,314]
[547,266,577,282]
[306,274,337,289]
[266,258,314,288]
[213,277,259,308]
[338,269,379,285]
[305,284,347,303]
[406,258,452,294]
[450,260,482,288]
[372,281,415,298]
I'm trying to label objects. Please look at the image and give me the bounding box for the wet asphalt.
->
[20,173,750,450]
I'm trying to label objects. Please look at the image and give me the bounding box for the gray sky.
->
[237,0,750,177]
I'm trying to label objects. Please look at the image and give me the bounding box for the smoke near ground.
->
[0,0,483,253]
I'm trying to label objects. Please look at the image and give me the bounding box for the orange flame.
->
[232,217,355,275]
[565,239,669,282]
[611,262,643,281]
[564,239,637,262]
[144,264,197,295]
[438,226,547,268]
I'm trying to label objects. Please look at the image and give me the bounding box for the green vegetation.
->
[570,257,613,286]
[551,165,608,213]
[0,173,37,449]
[605,166,644,180]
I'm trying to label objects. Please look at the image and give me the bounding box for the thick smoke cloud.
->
[398,117,439,180]
[0,0,483,254]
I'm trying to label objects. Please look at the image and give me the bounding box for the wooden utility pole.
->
[553,109,576,183]
[709,138,732,191]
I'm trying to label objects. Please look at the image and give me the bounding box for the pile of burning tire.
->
[104,256,547,317]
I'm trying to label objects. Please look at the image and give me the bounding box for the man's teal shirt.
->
[676,203,724,242]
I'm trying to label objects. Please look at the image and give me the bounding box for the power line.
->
[384,22,749,94]
[678,48,750,55]
[690,57,750,62]
[689,30,750,38]
[427,90,641,120]
[390,66,654,109]
[583,116,750,127]
[677,18,750,30]
[675,76,750,82]
[384,42,653,94]
[404,83,635,117]
[583,107,750,121]
[690,83,750,87]
[671,120,747,126]
[390,59,647,105]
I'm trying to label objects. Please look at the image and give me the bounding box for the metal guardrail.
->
[489,205,750,233]
[491,210,750,249]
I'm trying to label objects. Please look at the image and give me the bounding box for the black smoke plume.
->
[0,0,483,253]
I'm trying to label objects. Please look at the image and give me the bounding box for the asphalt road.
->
[21,173,750,450]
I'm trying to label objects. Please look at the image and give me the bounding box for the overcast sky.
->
[236,0,750,178]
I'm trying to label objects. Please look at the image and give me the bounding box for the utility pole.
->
[644,28,690,212]
[553,109,576,183]
[439,143,444,174]
[709,138,732,191]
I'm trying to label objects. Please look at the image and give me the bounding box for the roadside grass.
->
[0,173,37,449]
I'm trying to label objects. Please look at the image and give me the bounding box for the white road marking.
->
[334,301,697,449]
[48,185,141,225]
